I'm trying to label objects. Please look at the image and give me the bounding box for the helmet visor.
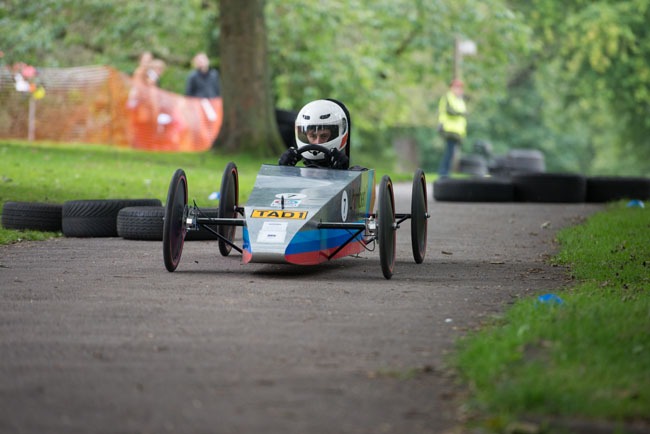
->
[296,125,339,146]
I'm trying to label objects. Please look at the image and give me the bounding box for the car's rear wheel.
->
[218,162,239,256]
[377,175,396,280]
[163,169,188,272]
[410,169,428,264]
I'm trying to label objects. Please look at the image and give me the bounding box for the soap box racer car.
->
[162,145,429,279]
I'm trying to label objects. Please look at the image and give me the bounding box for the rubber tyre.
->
[488,155,510,178]
[458,154,488,177]
[586,176,650,203]
[163,169,188,272]
[506,149,545,173]
[377,175,396,280]
[2,201,63,232]
[410,169,428,264]
[513,173,586,203]
[433,178,514,202]
[186,208,220,241]
[218,162,239,256]
[62,198,162,237]
[117,206,164,240]
[117,206,220,241]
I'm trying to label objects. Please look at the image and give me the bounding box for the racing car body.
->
[242,164,375,265]
[162,150,428,279]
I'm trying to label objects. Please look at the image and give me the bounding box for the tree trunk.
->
[214,0,284,157]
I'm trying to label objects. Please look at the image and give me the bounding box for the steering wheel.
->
[298,144,330,156]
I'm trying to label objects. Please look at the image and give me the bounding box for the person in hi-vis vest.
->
[437,79,467,177]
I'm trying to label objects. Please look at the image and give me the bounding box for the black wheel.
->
[163,169,188,272]
[458,154,488,177]
[506,149,545,173]
[118,206,165,240]
[410,169,428,264]
[62,198,162,237]
[117,207,220,241]
[586,176,650,202]
[433,178,514,202]
[512,172,586,203]
[186,208,220,241]
[377,175,396,280]
[2,201,62,232]
[218,162,239,256]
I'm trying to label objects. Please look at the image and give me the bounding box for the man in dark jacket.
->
[185,52,221,98]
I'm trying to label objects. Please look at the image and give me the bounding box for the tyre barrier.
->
[506,149,546,173]
[586,176,650,203]
[458,154,488,177]
[433,178,514,202]
[1,201,63,232]
[62,198,162,237]
[512,173,586,203]
[488,149,546,177]
[117,206,220,241]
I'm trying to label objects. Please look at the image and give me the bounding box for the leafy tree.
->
[266,0,529,163]
[507,0,650,175]
[0,0,215,93]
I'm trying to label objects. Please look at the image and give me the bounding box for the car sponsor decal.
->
[270,199,301,208]
[251,209,308,219]
[257,221,287,243]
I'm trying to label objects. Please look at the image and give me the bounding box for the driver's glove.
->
[328,148,349,170]
[279,148,300,166]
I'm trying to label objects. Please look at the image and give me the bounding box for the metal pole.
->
[453,36,461,81]
[28,97,35,141]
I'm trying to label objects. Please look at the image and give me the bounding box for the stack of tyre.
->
[436,149,650,203]
[2,198,219,241]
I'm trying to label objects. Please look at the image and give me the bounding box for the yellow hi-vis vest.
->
[438,90,467,139]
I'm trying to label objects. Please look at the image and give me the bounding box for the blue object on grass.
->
[537,293,564,305]
[626,200,645,208]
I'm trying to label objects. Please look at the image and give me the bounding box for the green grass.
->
[454,203,650,432]
[0,140,424,244]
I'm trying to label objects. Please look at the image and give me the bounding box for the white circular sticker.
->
[341,190,348,222]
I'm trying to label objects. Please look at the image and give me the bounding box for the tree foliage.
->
[506,0,650,174]
[1,0,648,174]
[0,0,216,92]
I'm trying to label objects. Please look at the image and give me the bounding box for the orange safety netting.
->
[0,65,222,152]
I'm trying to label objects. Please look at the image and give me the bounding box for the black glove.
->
[278,148,300,166]
[327,148,349,170]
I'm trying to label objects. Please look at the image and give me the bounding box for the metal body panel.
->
[242,165,375,264]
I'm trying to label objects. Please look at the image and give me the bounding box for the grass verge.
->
[453,202,650,432]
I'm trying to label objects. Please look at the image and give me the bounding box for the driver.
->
[278,99,350,169]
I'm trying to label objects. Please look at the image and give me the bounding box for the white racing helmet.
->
[295,99,348,162]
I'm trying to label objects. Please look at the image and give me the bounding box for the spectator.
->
[185,52,221,98]
[132,51,153,85]
[148,59,166,86]
[132,52,165,86]
[437,79,467,178]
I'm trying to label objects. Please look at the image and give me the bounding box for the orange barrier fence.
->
[0,65,222,152]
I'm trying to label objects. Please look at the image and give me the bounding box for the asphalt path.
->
[0,185,602,434]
